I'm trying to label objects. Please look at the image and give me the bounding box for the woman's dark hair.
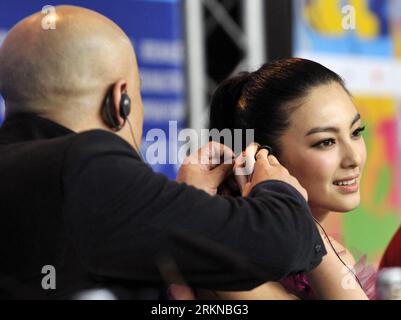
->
[209,58,348,158]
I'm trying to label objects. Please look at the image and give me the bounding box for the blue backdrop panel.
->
[0,0,185,179]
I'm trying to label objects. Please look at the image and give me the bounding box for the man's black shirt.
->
[0,113,326,299]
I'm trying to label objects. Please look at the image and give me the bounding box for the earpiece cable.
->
[126,117,145,162]
[313,217,364,290]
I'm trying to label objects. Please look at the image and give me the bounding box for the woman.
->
[170,58,375,300]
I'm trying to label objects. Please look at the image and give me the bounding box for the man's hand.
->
[234,144,308,200]
[176,142,235,196]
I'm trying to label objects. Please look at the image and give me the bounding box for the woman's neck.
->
[309,205,331,224]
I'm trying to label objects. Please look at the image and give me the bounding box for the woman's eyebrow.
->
[305,113,361,136]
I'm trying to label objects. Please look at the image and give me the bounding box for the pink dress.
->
[280,255,377,300]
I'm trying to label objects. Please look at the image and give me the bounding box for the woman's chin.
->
[330,194,361,212]
[310,193,360,213]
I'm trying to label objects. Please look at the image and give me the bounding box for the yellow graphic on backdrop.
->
[304,0,345,35]
[351,0,379,39]
[304,0,380,39]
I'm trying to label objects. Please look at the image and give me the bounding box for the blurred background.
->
[0,0,400,265]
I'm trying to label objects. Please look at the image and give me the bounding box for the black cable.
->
[313,217,364,290]
[126,117,145,162]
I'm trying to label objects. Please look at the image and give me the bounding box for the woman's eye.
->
[352,126,366,138]
[313,139,335,148]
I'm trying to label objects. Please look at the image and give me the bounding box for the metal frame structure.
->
[184,0,267,134]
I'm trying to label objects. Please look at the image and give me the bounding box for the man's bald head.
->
[0,5,142,131]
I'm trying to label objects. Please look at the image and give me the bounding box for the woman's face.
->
[279,82,366,214]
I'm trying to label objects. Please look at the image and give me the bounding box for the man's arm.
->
[62,130,325,291]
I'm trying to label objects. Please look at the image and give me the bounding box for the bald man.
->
[0,6,325,299]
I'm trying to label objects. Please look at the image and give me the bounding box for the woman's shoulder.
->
[327,236,377,300]
[326,236,356,266]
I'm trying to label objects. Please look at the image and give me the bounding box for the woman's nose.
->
[341,142,362,169]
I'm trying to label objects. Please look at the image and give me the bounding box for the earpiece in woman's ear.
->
[255,145,273,160]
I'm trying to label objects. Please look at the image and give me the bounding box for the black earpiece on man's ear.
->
[102,89,131,130]
[119,91,131,119]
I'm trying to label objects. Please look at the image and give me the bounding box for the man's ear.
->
[111,80,128,127]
